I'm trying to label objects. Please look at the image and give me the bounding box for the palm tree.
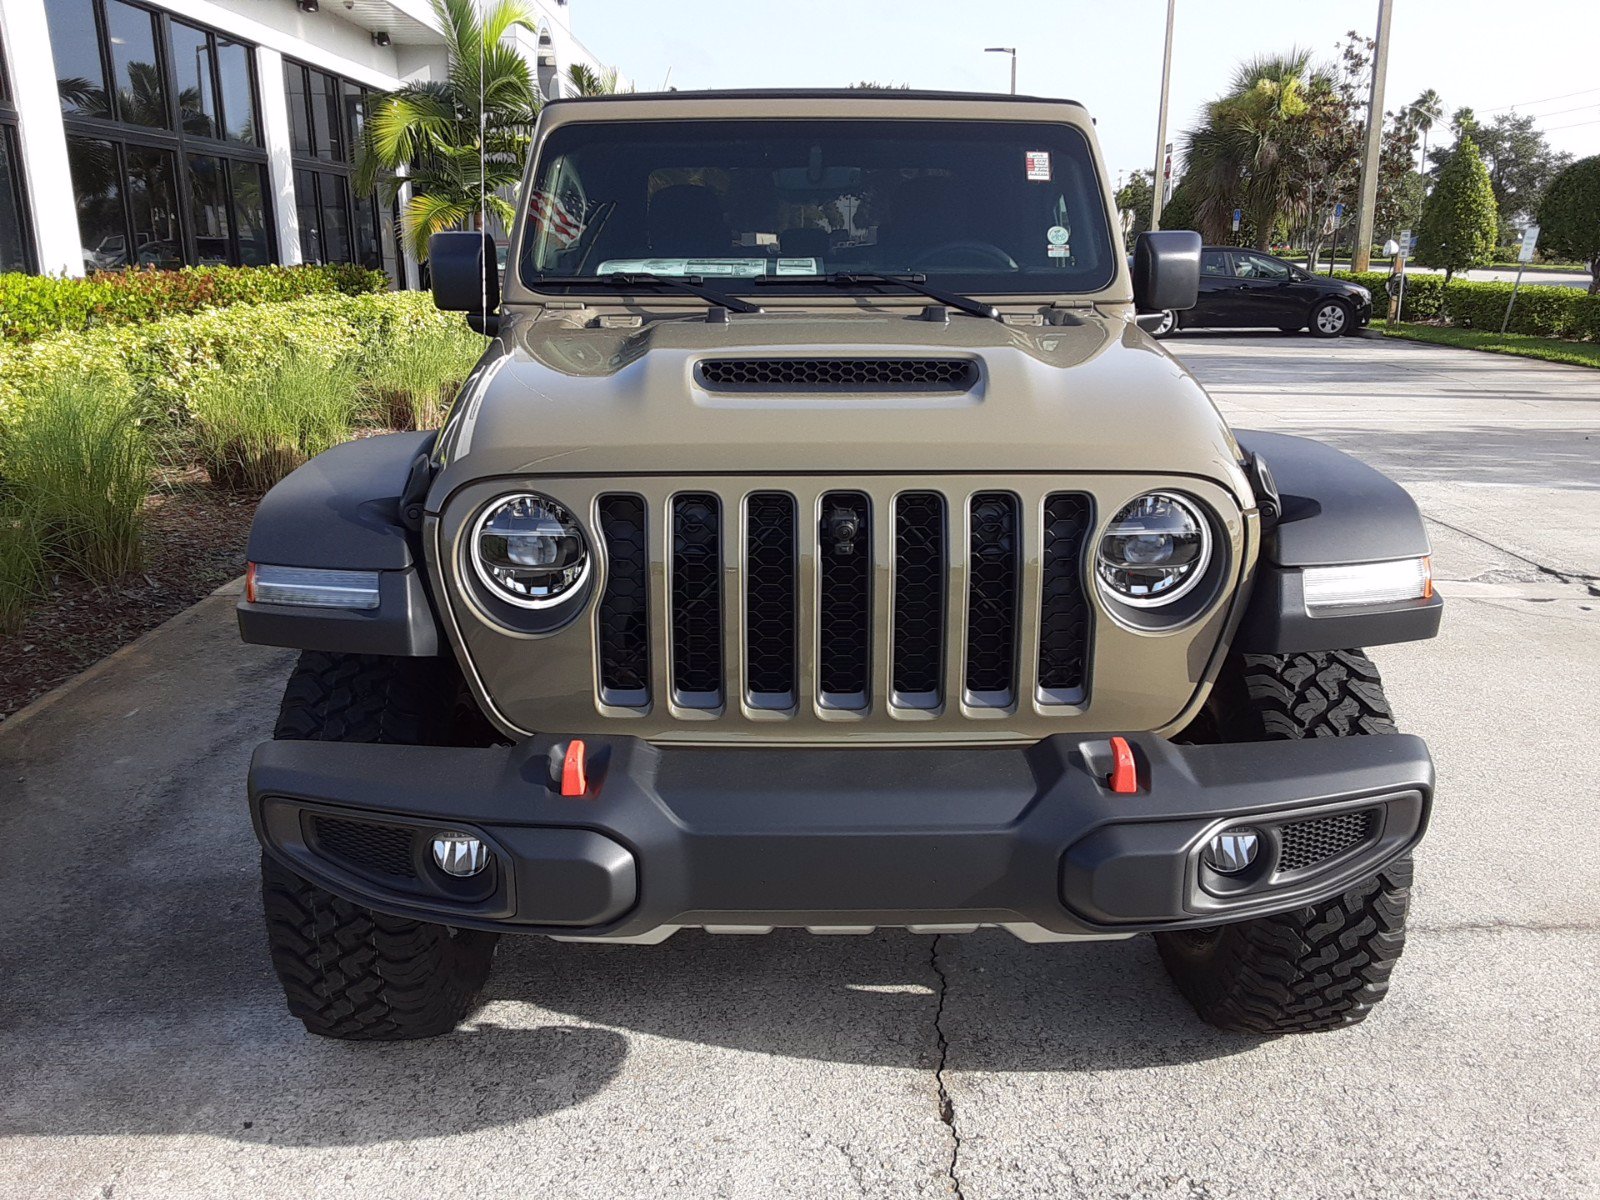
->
[354,0,541,260]
[1408,88,1443,183]
[1180,51,1330,249]
[565,63,631,96]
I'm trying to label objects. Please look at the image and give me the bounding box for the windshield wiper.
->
[755,272,999,321]
[531,272,763,314]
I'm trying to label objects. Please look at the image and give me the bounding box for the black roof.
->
[544,88,1085,110]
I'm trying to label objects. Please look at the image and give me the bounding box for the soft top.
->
[542,89,1086,110]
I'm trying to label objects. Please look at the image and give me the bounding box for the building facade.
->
[0,0,606,282]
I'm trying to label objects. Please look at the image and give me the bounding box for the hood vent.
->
[696,357,976,392]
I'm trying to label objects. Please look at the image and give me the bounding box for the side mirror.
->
[429,230,500,333]
[1133,230,1201,313]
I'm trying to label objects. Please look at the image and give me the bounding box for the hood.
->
[428,309,1249,506]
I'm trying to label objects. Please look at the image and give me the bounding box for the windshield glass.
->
[518,118,1116,295]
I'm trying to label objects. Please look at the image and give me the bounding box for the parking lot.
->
[1,333,1597,1200]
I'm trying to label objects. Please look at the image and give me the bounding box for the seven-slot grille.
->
[593,487,1094,717]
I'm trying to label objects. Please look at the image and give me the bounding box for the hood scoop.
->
[695,356,977,392]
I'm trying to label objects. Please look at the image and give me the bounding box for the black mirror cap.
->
[1133,230,1202,312]
[429,230,500,315]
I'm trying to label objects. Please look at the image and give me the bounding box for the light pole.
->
[1149,0,1176,231]
[984,47,1017,95]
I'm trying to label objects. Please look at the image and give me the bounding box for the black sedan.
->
[1146,247,1372,338]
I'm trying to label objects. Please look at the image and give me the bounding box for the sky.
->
[565,0,1600,183]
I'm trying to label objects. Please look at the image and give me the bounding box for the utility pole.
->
[1149,0,1176,231]
[1351,0,1393,272]
[985,47,1017,94]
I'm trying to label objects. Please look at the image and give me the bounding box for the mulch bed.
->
[0,473,259,723]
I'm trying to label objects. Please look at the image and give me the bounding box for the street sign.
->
[1518,225,1540,264]
[1231,208,1241,232]
[1334,202,1345,219]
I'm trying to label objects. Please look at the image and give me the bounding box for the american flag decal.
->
[527,189,586,248]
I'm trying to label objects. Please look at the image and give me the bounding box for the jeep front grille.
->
[697,357,976,391]
[591,484,1094,720]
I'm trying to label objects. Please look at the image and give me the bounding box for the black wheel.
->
[1149,309,1178,337]
[262,652,500,1040]
[1309,298,1351,337]
[1157,650,1413,1033]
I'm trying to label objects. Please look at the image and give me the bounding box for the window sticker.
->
[1025,150,1052,181]
[1046,225,1070,246]
[1047,245,1071,258]
[774,257,821,275]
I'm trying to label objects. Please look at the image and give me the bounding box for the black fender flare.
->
[237,432,443,656]
[1234,430,1442,652]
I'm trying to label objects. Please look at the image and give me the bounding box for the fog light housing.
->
[1201,827,1260,875]
[431,832,489,877]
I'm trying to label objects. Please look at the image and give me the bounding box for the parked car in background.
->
[1145,247,1372,338]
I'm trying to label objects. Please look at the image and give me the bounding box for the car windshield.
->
[519,118,1116,296]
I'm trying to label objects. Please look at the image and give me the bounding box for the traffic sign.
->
[1518,225,1540,264]
[1231,209,1241,232]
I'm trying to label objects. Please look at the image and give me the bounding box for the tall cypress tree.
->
[1416,133,1499,282]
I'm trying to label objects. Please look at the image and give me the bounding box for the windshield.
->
[518,118,1116,296]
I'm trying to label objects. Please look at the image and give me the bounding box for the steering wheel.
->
[907,240,1019,271]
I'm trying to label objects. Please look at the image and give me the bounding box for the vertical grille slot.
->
[745,492,798,708]
[1038,492,1093,704]
[671,493,723,707]
[596,494,650,707]
[892,492,946,708]
[817,490,871,709]
[965,492,1019,705]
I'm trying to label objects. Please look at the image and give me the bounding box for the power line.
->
[1482,85,1600,114]
[1537,117,1600,132]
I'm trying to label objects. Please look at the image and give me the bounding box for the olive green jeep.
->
[239,91,1441,1041]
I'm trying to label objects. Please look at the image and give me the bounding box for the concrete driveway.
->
[2,335,1597,1199]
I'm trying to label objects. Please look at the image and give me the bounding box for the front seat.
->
[648,185,732,257]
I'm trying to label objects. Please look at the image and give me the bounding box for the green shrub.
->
[1334,271,1446,320]
[188,352,361,492]
[0,500,46,634]
[2,374,151,583]
[1443,282,1586,337]
[363,321,488,430]
[0,263,387,344]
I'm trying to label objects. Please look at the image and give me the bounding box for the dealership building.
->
[0,0,605,285]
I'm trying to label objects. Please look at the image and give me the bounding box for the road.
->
[2,334,1598,1199]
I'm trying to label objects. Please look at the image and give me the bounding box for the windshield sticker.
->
[1025,150,1052,181]
[1047,245,1071,258]
[1046,225,1070,246]
[596,258,769,277]
[774,258,822,276]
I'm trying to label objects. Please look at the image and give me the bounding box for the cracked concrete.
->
[1,333,1597,1199]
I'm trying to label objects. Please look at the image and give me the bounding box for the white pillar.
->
[254,45,303,265]
[2,0,84,275]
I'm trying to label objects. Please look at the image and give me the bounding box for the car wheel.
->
[1310,299,1350,337]
[1150,309,1177,337]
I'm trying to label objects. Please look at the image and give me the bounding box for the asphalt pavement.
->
[2,333,1597,1199]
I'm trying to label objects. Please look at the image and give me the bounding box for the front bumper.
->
[250,732,1432,940]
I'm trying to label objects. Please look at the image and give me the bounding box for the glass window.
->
[1236,253,1291,280]
[233,162,271,265]
[216,38,257,145]
[318,171,350,261]
[353,193,382,270]
[186,152,229,263]
[0,127,34,272]
[126,145,180,266]
[340,80,367,165]
[284,62,311,156]
[1200,249,1231,277]
[46,0,111,119]
[519,119,1117,295]
[104,0,167,129]
[68,137,124,270]
[169,21,217,139]
[294,167,321,260]
[310,70,341,161]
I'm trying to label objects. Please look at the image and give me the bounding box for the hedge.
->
[0,291,468,421]
[0,263,388,344]
[1335,271,1599,338]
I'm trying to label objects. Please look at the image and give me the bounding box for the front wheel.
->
[1310,299,1351,337]
[1159,649,1414,1033]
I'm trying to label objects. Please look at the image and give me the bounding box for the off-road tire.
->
[1158,649,1413,1033]
[262,651,500,1040]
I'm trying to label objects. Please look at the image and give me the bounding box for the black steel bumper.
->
[249,732,1433,939]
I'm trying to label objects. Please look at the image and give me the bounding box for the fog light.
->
[431,832,489,877]
[1202,827,1260,874]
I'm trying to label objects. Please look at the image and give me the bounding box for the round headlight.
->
[472,494,590,608]
[1096,492,1211,607]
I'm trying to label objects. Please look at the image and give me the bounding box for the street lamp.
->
[984,47,1016,95]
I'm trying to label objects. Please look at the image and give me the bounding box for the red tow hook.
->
[560,739,588,797]
[1108,736,1139,794]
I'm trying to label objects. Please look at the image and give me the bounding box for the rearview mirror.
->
[430,231,500,332]
[1133,230,1201,313]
